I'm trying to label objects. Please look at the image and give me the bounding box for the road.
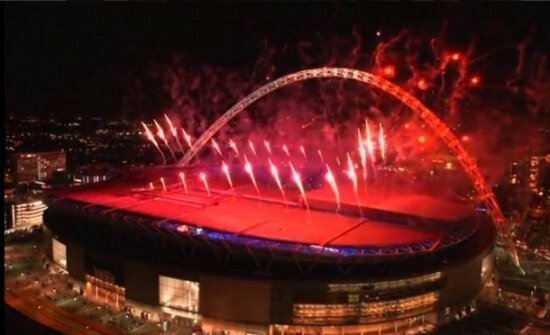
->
[5,288,123,335]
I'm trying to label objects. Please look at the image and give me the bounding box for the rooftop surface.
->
[51,175,479,249]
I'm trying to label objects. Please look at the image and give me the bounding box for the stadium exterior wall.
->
[43,202,496,334]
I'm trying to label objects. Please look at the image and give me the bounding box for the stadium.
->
[44,68,503,335]
[43,165,497,335]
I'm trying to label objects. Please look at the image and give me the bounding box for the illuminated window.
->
[159,275,199,312]
[52,238,67,268]
[86,271,125,309]
[293,292,438,325]
[327,272,441,293]
[11,200,47,228]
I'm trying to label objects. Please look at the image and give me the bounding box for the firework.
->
[221,161,234,191]
[160,177,167,192]
[346,153,362,215]
[141,122,166,165]
[181,127,193,148]
[268,158,286,202]
[282,144,290,157]
[244,155,260,198]
[417,78,429,90]
[365,119,376,163]
[164,114,184,152]
[149,182,154,190]
[199,172,211,198]
[317,149,325,162]
[263,140,272,156]
[154,119,176,161]
[357,128,367,181]
[289,162,309,210]
[211,139,223,157]
[325,164,340,212]
[299,145,307,159]
[248,140,257,156]
[229,138,240,157]
[179,172,188,193]
[378,123,386,162]
[382,65,395,78]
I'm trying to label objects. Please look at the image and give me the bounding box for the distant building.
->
[13,151,66,183]
[73,163,119,185]
[528,155,542,192]
[6,199,47,230]
[508,162,526,186]
[4,188,15,230]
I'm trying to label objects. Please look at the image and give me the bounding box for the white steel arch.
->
[177,67,520,268]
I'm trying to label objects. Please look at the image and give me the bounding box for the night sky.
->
[5,3,550,119]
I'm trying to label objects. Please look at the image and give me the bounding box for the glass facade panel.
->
[159,275,199,312]
[52,238,67,269]
[85,271,125,309]
[327,272,441,293]
[293,292,438,325]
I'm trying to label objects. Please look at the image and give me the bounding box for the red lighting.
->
[418,135,426,143]
[470,76,480,85]
[382,65,395,78]
[462,135,470,142]
[451,53,460,61]
[404,123,410,129]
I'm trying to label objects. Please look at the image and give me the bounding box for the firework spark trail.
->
[164,114,184,153]
[430,38,440,61]
[149,182,154,190]
[299,145,307,159]
[211,139,223,157]
[336,157,342,166]
[357,128,367,182]
[199,172,211,198]
[364,119,376,164]
[378,123,386,162]
[179,172,188,193]
[348,25,362,66]
[282,144,290,157]
[325,164,340,212]
[448,48,473,118]
[346,153,362,216]
[372,30,408,68]
[317,149,325,162]
[248,140,257,157]
[141,122,166,165]
[154,119,177,161]
[221,161,234,191]
[181,127,193,148]
[263,140,272,156]
[160,177,167,192]
[469,44,514,65]
[514,35,531,78]
[244,155,261,198]
[268,158,286,202]
[289,162,309,210]
[229,138,240,157]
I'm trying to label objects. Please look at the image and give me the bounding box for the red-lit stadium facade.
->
[43,168,497,335]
